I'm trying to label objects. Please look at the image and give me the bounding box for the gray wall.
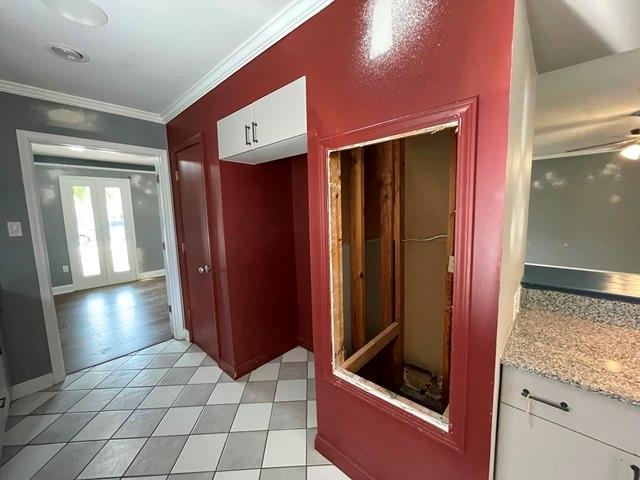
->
[526,152,640,274]
[35,156,164,287]
[0,91,166,385]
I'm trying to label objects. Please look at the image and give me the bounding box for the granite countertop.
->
[501,308,640,407]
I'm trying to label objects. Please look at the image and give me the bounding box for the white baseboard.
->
[138,269,166,280]
[51,284,74,296]
[11,373,54,400]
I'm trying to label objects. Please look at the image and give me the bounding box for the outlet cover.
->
[7,222,22,237]
[62,265,70,273]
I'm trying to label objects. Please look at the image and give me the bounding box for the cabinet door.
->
[496,404,640,480]
[217,104,253,159]
[251,77,306,149]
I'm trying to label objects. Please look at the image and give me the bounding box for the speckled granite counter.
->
[502,289,640,407]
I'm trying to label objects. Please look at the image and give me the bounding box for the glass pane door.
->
[72,185,101,277]
[105,186,131,273]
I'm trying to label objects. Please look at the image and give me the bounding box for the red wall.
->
[167,0,515,478]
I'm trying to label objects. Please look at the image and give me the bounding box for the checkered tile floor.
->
[1,341,350,480]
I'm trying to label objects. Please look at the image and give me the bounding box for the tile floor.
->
[1,341,350,480]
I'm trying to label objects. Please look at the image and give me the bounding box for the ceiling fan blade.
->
[566,138,636,153]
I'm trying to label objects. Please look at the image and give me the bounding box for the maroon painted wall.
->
[167,0,516,478]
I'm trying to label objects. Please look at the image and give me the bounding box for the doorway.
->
[17,130,186,384]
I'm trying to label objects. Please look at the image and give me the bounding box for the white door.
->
[59,176,138,290]
[217,104,254,159]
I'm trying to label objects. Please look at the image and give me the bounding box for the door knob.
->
[197,265,210,274]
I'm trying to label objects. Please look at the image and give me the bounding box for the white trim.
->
[35,161,154,174]
[16,130,187,386]
[10,373,54,400]
[52,284,74,296]
[161,0,333,122]
[533,146,623,161]
[138,269,166,280]
[0,79,163,124]
[525,262,639,276]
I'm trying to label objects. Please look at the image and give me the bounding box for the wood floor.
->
[55,277,172,373]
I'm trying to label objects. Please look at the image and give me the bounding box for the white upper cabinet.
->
[217,77,307,165]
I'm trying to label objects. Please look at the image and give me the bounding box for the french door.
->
[59,175,138,290]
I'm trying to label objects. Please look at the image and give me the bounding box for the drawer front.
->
[496,403,640,480]
[501,365,640,455]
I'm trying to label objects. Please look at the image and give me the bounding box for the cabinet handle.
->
[521,389,570,412]
[631,465,639,480]
[244,125,251,146]
[252,122,258,143]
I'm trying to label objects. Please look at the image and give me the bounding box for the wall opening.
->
[329,125,457,423]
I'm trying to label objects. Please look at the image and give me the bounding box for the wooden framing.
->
[349,147,366,352]
[329,151,345,365]
[391,139,405,387]
[342,322,400,373]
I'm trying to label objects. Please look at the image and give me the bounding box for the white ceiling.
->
[533,48,640,157]
[32,143,157,165]
[526,0,640,73]
[0,0,330,122]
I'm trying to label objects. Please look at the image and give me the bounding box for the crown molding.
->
[160,0,333,122]
[0,78,164,124]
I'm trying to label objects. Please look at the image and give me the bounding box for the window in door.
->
[328,124,458,426]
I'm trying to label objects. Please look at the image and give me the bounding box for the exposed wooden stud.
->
[349,147,366,352]
[342,322,400,373]
[392,139,405,388]
[441,129,458,407]
[378,143,394,330]
[329,151,345,366]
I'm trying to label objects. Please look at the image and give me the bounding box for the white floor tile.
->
[262,429,306,467]
[91,356,130,371]
[231,403,272,432]
[65,371,112,390]
[120,355,156,370]
[274,380,307,402]
[152,406,202,436]
[138,385,183,409]
[207,383,246,404]
[9,391,56,416]
[188,366,223,384]
[248,363,280,381]
[137,341,171,355]
[282,347,308,363]
[128,368,169,387]
[4,414,61,445]
[0,443,64,480]
[307,465,350,479]
[68,388,121,412]
[73,410,132,441]
[174,352,206,367]
[162,340,190,353]
[214,470,261,480]
[171,433,227,473]
[308,361,315,379]
[307,400,317,428]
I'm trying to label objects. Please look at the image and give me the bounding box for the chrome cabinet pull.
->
[252,122,258,143]
[631,465,639,480]
[521,389,570,412]
[244,125,251,145]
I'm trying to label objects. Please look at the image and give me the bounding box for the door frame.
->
[16,129,187,385]
[59,175,139,290]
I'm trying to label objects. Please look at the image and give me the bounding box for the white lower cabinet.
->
[496,403,639,480]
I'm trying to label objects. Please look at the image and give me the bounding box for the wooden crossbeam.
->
[342,322,400,373]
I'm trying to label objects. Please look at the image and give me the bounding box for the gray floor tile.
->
[240,381,276,404]
[113,408,168,438]
[201,356,218,367]
[73,410,132,441]
[277,363,307,381]
[104,387,152,410]
[97,369,140,388]
[31,412,96,444]
[126,435,188,476]
[306,428,330,466]
[307,380,316,400]
[148,353,183,368]
[174,384,216,407]
[269,402,306,430]
[33,390,90,414]
[159,367,197,386]
[260,467,306,480]
[186,344,203,353]
[5,416,25,429]
[78,437,146,479]
[31,440,106,480]
[0,445,22,467]
[68,388,121,412]
[192,404,238,434]
[168,473,214,480]
[218,431,267,471]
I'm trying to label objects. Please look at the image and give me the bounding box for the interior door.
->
[175,139,218,358]
[60,176,138,290]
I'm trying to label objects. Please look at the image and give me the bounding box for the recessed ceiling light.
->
[620,144,640,160]
[48,44,89,63]
[42,0,108,27]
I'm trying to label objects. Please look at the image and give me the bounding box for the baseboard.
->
[138,269,166,280]
[51,284,74,296]
[11,373,54,400]
[315,433,375,480]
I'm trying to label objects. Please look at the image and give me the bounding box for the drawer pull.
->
[521,388,570,412]
[631,465,639,480]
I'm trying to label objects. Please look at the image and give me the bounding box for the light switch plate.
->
[7,222,22,237]
[62,265,70,273]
